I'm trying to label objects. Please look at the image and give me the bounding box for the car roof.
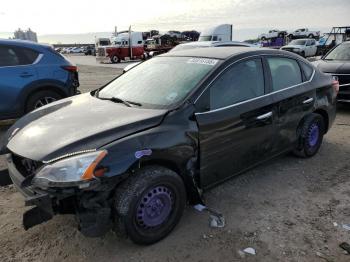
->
[0,39,50,49]
[162,46,281,60]
[176,41,253,47]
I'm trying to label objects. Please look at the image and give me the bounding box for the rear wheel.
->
[261,37,266,41]
[114,166,186,245]
[26,90,62,113]
[308,34,314,38]
[293,113,325,158]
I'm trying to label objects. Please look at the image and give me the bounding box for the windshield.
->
[98,57,219,109]
[324,43,350,60]
[290,40,306,45]
[198,36,212,41]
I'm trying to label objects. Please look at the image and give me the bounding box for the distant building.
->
[14,28,38,42]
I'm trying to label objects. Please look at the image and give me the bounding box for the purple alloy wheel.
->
[136,186,174,228]
[308,123,319,147]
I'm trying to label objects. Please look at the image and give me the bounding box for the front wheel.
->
[111,55,120,63]
[114,166,186,245]
[293,113,325,158]
[308,34,314,38]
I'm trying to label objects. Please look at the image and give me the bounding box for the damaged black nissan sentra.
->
[2,47,337,244]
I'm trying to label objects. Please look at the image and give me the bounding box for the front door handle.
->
[256,111,273,120]
[303,97,314,104]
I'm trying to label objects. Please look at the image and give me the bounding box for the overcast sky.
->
[1,0,349,41]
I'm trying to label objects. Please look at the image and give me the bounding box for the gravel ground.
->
[0,65,350,262]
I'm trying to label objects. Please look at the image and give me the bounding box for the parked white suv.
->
[280,39,317,57]
[259,29,287,40]
[288,28,320,39]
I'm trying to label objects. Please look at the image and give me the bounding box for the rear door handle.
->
[302,97,314,104]
[256,111,273,120]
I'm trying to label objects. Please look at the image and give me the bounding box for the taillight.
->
[61,65,78,72]
[332,76,339,95]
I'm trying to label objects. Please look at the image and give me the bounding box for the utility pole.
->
[129,25,133,59]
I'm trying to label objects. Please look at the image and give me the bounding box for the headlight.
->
[32,150,107,188]
[293,48,300,52]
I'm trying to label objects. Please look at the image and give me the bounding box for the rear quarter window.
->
[267,57,302,91]
[300,62,314,80]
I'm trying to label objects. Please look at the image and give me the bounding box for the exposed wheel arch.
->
[25,86,67,112]
[139,158,202,205]
[313,109,329,133]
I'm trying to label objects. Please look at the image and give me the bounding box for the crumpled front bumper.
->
[6,154,54,229]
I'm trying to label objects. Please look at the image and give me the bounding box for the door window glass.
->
[0,46,20,66]
[0,46,38,66]
[300,62,314,80]
[209,59,265,110]
[267,57,302,91]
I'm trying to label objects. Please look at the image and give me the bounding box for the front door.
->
[195,57,276,188]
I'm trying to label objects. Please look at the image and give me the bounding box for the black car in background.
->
[2,47,337,245]
[313,41,350,102]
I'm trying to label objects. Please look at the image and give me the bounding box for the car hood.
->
[5,93,167,162]
[312,59,350,74]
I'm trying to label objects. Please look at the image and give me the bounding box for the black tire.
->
[308,34,314,38]
[278,33,283,38]
[114,166,186,245]
[111,55,120,63]
[261,37,266,41]
[26,90,62,113]
[293,113,325,158]
[288,34,294,39]
[301,51,306,57]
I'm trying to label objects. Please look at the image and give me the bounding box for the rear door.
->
[264,56,316,152]
[195,57,277,188]
[0,45,39,116]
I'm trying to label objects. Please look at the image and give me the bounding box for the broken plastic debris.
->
[193,204,225,228]
[339,242,350,254]
[342,224,350,231]
[209,215,225,228]
[194,204,206,212]
[243,247,256,255]
[333,222,338,227]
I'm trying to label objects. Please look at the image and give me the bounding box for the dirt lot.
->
[0,65,350,262]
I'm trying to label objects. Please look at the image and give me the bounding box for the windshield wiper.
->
[97,96,131,107]
[126,100,142,106]
[95,89,142,107]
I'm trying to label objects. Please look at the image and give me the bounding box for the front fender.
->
[99,107,202,204]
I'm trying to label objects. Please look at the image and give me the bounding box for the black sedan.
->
[313,41,350,102]
[2,47,337,244]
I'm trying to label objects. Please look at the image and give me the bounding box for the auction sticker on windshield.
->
[187,58,218,66]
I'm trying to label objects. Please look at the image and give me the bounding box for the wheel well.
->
[140,159,181,177]
[25,86,66,107]
[313,109,329,133]
[139,159,202,205]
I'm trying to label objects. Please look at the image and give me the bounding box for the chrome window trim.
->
[195,54,315,115]
[340,83,350,87]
